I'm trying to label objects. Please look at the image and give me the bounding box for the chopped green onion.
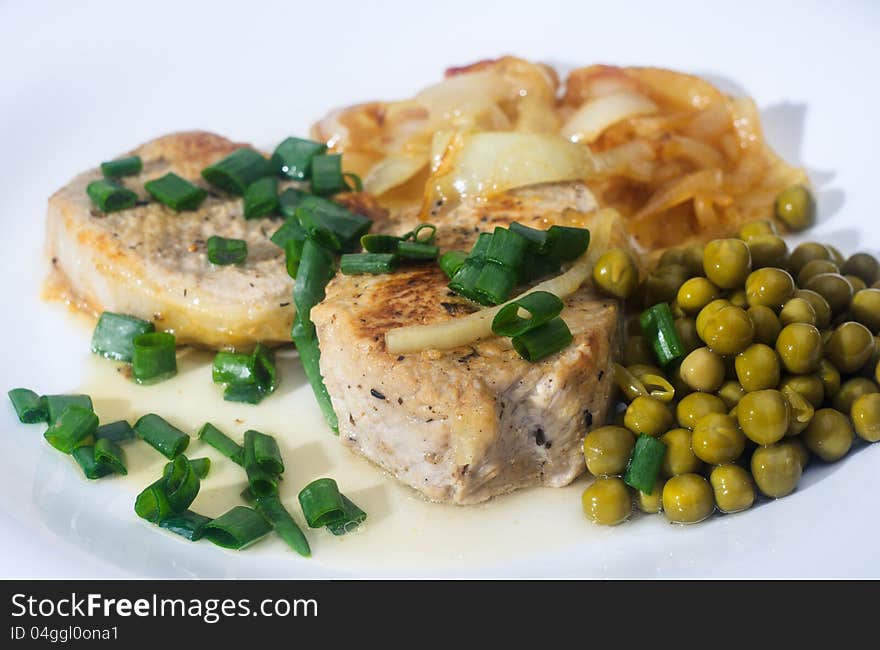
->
[144,172,207,211]
[72,445,113,480]
[159,510,212,541]
[361,234,401,254]
[326,495,367,536]
[474,261,517,305]
[223,383,265,404]
[243,176,278,219]
[95,420,135,443]
[131,332,177,384]
[86,179,138,212]
[101,156,142,178]
[639,302,686,367]
[91,312,155,362]
[293,239,336,338]
[44,394,93,424]
[340,253,398,275]
[278,187,311,218]
[134,413,189,459]
[439,250,468,279]
[448,233,494,304]
[134,479,173,523]
[298,478,345,528]
[162,455,201,512]
[197,423,243,465]
[207,235,248,265]
[292,321,338,432]
[255,496,311,556]
[508,222,547,250]
[247,429,284,475]
[212,351,256,385]
[189,457,211,479]
[240,487,256,504]
[202,506,272,550]
[310,153,346,195]
[518,253,561,283]
[243,430,279,497]
[624,435,668,494]
[511,317,573,362]
[7,388,47,424]
[94,438,127,475]
[542,226,591,262]
[397,241,439,260]
[296,200,372,253]
[486,227,528,268]
[343,173,363,192]
[271,217,307,250]
[492,291,564,338]
[252,343,277,393]
[201,148,271,195]
[44,405,98,454]
[404,223,437,244]
[283,239,304,278]
[271,137,326,180]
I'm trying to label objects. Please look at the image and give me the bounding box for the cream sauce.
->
[76,343,598,572]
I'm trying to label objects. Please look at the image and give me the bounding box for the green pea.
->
[803,408,853,462]
[735,343,781,392]
[845,275,868,294]
[709,464,755,513]
[832,377,878,414]
[679,347,725,393]
[747,305,782,346]
[789,242,831,278]
[779,297,817,326]
[691,413,746,464]
[774,185,815,232]
[675,317,702,354]
[781,385,815,436]
[796,259,838,288]
[593,248,640,299]
[703,238,752,290]
[644,264,690,307]
[849,289,880,334]
[662,474,715,524]
[778,374,825,409]
[804,273,853,315]
[738,220,777,240]
[660,428,703,477]
[851,393,880,442]
[841,252,880,285]
[728,289,749,309]
[795,289,832,329]
[818,358,841,401]
[746,267,795,310]
[583,425,636,477]
[775,323,823,374]
[623,396,673,437]
[751,444,802,497]
[677,277,721,315]
[747,234,789,270]
[676,392,727,430]
[825,321,874,373]
[635,479,666,513]
[582,477,632,526]
[696,299,731,340]
[718,380,746,410]
[701,305,755,355]
[737,389,790,445]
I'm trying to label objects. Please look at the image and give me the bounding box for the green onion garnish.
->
[202,148,271,195]
[159,510,212,541]
[404,223,437,244]
[360,234,401,254]
[243,430,279,497]
[72,445,113,480]
[543,225,591,262]
[624,435,668,494]
[326,495,367,536]
[197,423,243,465]
[223,383,265,404]
[340,253,398,275]
[255,496,311,557]
[95,420,135,443]
[283,239,305,278]
[131,332,177,384]
[293,240,336,338]
[94,437,127,475]
[397,241,439,260]
[44,394,93,424]
[134,478,174,523]
[44,405,98,454]
[212,351,257,384]
[508,222,547,250]
[474,262,517,305]
[91,312,155,362]
[492,291,564,338]
[134,413,189,459]
[278,188,311,218]
[86,179,138,212]
[271,215,307,249]
[510,317,573,362]
[247,429,284,475]
[243,176,279,219]
[7,388,47,424]
[162,455,201,513]
[639,302,686,367]
[486,227,528,268]
[189,457,211,479]
[101,156,142,178]
[310,153,346,195]
[298,478,346,528]
[439,250,468,279]
[144,173,207,211]
[206,235,248,266]
[292,320,338,432]
[271,137,326,180]
[296,199,373,253]
[202,506,272,550]
[343,172,363,192]
[211,344,276,404]
[448,232,493,304]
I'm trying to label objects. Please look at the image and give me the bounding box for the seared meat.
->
[46,131,294,349]
[312,183,619,504]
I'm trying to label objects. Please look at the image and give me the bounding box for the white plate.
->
[1,0,878,579]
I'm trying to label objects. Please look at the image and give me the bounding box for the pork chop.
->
[312,183,620,504]
[46,131,294,349]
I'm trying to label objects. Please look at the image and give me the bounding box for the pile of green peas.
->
[585,214,880,526]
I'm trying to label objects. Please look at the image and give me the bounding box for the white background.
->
[1,0,878,578]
